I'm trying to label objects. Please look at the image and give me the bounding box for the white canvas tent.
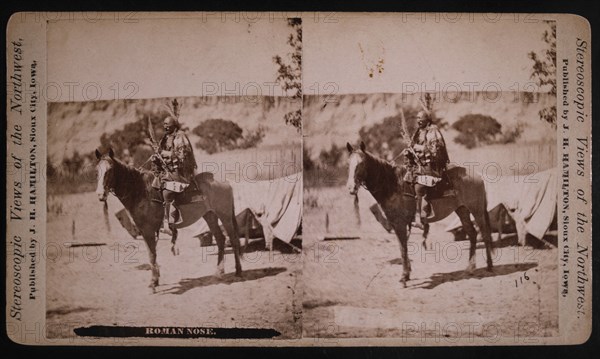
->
[187,172,303,249]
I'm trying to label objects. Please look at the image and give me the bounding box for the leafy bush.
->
[303,146,315,171]
[283,109,302,131]
[98,107,164,165]
[358,108,418,160]
[192,119,243,154]
[318,143,344,168]
[452,114,502,149]
[528,21,556,127]
[273,18,302,131]
[50,105,170,194]
[192,119,264,154]
[499,122,525,144]
[47,152,97,195]
[357,106,448,160]
[239,126,266,150]
[61,150,86,174]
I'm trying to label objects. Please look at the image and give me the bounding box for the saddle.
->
[423,173,455,201]
[401,165,464,201]
[174,173,213,206]
[152,172,213,205]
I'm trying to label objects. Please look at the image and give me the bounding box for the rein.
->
[102,160,137,203]
[138,153,175,181]
[105,159,164,205]
[137,155,154,170]
[353,176,384,198]
[355,152,416,199]
[106,185,132,202]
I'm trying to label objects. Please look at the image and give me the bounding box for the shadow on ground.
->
[47,306,95,318]
[159,267,287,295]
[486,234,558,249]
[408,262,538,290]
[205,238,303,256]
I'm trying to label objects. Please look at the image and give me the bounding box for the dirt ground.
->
[302,186,558,341]
[46,192,302,339]
[46,187,558,342]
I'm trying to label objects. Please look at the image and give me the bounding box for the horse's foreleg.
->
[205,212,226,276]
[457,206,477,273]
[170,226,179,256]
[394,221,411,288]
[142,231,160,292]
[421,222,430,250]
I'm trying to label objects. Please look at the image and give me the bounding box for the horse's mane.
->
[111,158,155,199]
[362,151,404,199]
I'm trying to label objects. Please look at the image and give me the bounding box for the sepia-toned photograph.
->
[302,15,559,340]
[5,11,591,346]
[44,16,303,339]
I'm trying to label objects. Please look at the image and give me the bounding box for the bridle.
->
[350,150,412,197]
[98,158,130,202]
[356,170,384,195]
[349,151,375,195]
[98,156,162,205]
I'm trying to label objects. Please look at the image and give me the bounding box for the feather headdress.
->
[418,92,434,117]
[161,99,181,121]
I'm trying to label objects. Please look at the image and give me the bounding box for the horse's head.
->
[346,141,368,195]
[95,148,116,202]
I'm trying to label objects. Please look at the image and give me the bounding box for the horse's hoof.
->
[466,263,476,273]
[148,282,158,293]
[486,265,493,272]
[399,280,407,288]
[235,271,243,278]
[171,245,179,256]
[215,269,225,278]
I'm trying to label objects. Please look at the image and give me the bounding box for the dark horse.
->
[346,142,493,287]
[95,148,243,292]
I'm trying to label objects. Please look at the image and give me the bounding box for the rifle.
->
[147,117,173,179]
[392,107,424,167]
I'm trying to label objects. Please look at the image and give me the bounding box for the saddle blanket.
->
[163,181,189,192]
[175,189,206,206]
[415,175,442,187]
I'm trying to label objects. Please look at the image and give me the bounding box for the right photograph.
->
[302,14,558,339]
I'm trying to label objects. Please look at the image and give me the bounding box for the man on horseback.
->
[407,109,450,229]
[151,103,197,227]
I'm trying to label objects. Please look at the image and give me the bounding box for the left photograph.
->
[45,16,302,339]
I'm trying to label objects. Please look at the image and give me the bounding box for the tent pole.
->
[279,238,302,253]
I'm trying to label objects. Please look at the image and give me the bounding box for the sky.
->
[47,13,554,101]
[303,13,554,94]
[47,16,293,101]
